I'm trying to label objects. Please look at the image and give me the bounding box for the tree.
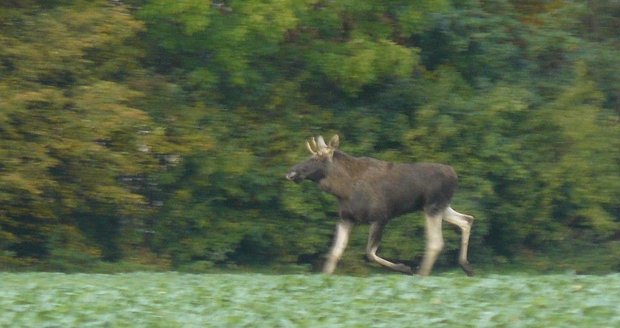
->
[0,1,165,267]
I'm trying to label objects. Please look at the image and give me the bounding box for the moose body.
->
[286,135,474,276]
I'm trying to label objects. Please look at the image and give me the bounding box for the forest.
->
[0,0,618,274]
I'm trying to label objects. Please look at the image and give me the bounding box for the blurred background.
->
[0,0,618,274]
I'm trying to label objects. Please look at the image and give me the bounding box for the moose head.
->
[285,135,339,183]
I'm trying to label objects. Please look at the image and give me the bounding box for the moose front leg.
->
[323,219,354,274]
[366,221,413,274]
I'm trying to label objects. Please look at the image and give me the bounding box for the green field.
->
[1,272,619,327]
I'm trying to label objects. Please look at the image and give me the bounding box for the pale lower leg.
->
[323,220,353,274]
[366,222,413,274]
[443,207,474,276]
[418,213,444,277]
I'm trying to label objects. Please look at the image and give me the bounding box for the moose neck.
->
[319,151,368,200]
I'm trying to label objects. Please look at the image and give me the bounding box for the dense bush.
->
[1,0,618,273]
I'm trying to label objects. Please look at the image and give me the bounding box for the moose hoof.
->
[393,263,414,275]
[460,262,475,276]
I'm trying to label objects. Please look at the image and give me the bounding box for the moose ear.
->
[329,135,340,149]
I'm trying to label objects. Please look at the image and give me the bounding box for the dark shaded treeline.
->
[0,0,618,273]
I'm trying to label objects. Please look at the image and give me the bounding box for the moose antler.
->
[306,139,317,155]
[305,136,332,155]
[316,136,328,149]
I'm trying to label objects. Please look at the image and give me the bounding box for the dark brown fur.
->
[318,151,458,222]
[286,136,473,276]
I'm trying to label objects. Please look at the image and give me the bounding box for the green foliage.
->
[308,37,417,96]
[1,273,620,326]
[0,1,167,263]
[0,0,618,273]
[542,63,620,235]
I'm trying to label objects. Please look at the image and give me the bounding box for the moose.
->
[285,135,474,276]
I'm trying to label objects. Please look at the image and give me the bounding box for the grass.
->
[1,272,619,327]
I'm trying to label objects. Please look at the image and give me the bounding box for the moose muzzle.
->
[285,171,303,183]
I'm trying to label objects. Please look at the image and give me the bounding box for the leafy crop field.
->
[1,272,619,327]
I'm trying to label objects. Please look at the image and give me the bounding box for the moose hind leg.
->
[323,220,354,274]
[418,212,444,277]
[443,207,474,276]
[366,221,413,274]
